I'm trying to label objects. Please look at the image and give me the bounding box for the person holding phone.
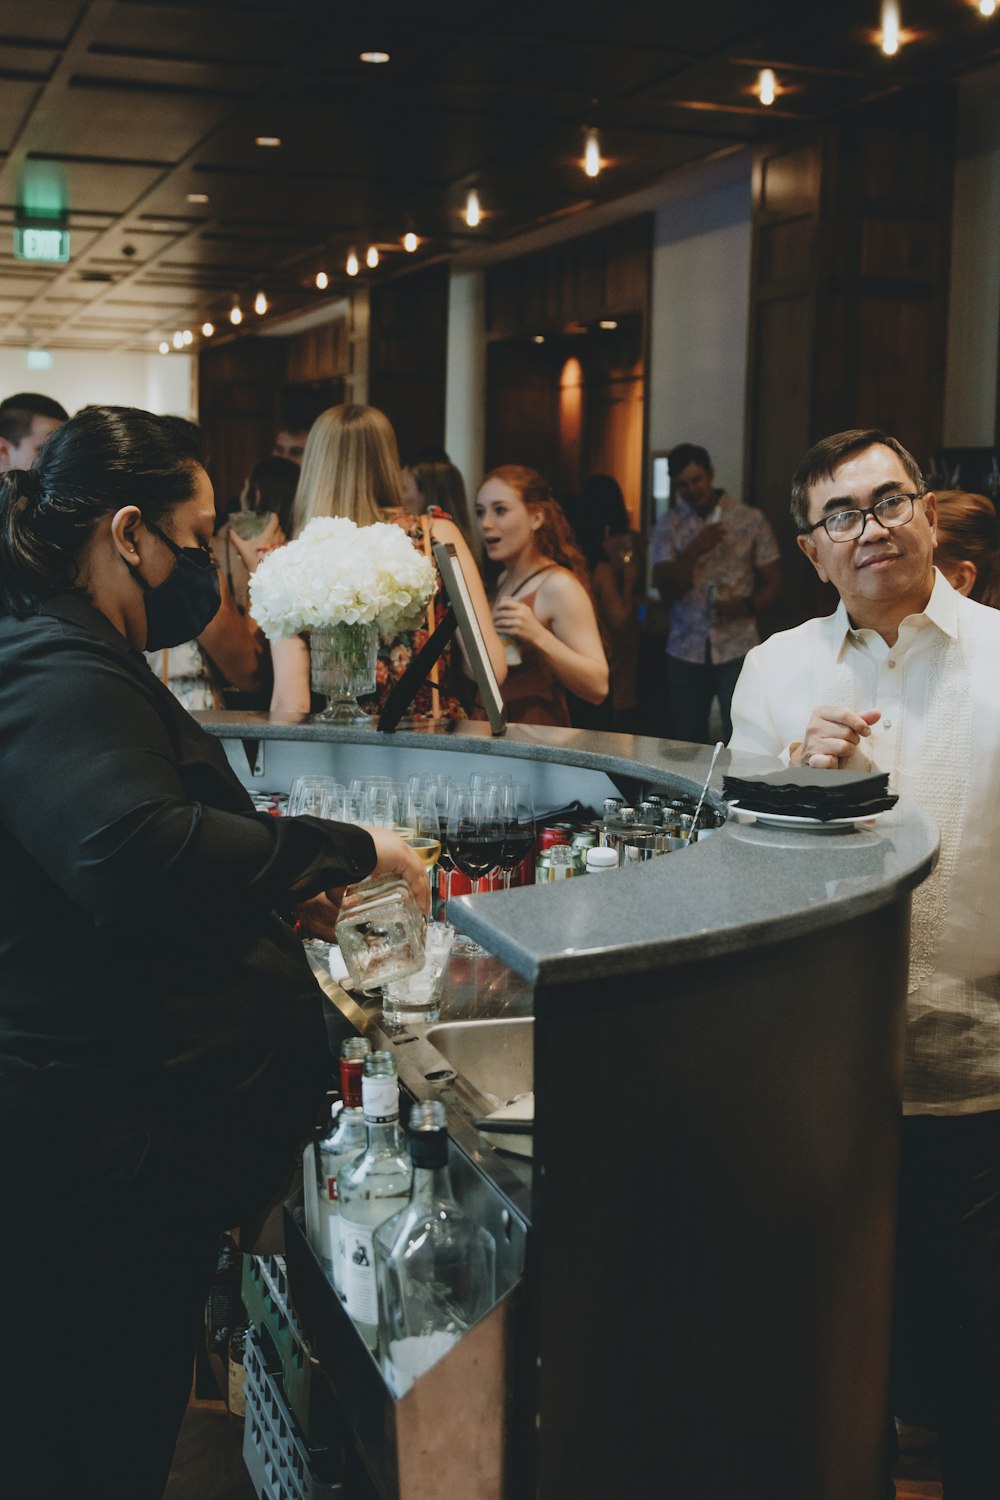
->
[650,441,782,744]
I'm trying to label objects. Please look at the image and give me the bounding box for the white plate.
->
[727,800,884,831]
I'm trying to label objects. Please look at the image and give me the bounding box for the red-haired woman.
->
[476,465,608,725]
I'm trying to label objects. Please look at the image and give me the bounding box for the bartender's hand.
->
[790,706,881,769]
[295,892,342,941]
[352,824,430,914]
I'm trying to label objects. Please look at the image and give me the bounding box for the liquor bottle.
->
[226,1324,249,1423]
[374,1100,496,1397]
[314,1036,371,1293]
[337,1051,413,1348]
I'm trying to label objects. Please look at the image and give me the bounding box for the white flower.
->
[249,516,436,639]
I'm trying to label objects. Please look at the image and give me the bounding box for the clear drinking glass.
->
[381,921,455,1025]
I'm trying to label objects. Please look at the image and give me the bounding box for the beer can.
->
[539,824,573,850]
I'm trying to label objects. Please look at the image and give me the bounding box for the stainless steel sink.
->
[424,1017,534,1105]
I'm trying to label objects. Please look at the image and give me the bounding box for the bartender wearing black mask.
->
[0,406,426,1499]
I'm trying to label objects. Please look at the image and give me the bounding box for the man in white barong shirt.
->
[729,429,1000,1499]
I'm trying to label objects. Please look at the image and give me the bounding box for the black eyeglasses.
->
[799,492,921,543]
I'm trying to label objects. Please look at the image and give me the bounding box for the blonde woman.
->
[267,405,505,717]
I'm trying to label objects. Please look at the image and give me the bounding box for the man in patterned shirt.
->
[651,441,782,743]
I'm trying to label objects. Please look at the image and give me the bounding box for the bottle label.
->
[341,1221,378,1325]
[362,1075,398,1124]
[227,1355,246,1418]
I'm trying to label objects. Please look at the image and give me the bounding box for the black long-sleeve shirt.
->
[0,591,375,1223]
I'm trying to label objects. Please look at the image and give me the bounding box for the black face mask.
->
[129,523,221,652]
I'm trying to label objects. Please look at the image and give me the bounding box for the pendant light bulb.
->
[158,341,170,354]
[254,290,268,316]
[880,0,901,55]
[172,330,184,349]
[366,244,379,269]
[315,270,329,290]
[201,322,214,338]
[583,128,601,178]
[230,302,243,326]
[465,188,481,228]
[181,328,193,346]
[403,232,418,253]
[979,0,996,15]
[758,69,776,106]
[346,249,359,277]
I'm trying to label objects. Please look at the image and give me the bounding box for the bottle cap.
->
[586,847,619,872]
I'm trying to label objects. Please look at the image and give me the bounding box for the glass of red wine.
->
[498,781,536,889]
[444,783,504,955]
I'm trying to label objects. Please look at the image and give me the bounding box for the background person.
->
[267,405,505,720]
[651,441,781,743]
[401,457,476,555]
[933,488,1000,608]
[143,418,265,708]
[0,390,67,470]
[0,404,426,1498]
[728,428,1000,1499]
[477,464,608,726]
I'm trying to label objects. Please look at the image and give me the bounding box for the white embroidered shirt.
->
[729,570,1000,1116]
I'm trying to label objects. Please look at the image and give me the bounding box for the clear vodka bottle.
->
[375,1100,496,1396]
[336,1051,412,1348]
[315,1035,370,1293]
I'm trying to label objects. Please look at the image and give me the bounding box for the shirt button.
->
[887,659,896,669]
[883,719,892,730]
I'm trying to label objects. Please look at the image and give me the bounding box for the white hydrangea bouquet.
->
[249,515,435,639]
[250,516,436,721]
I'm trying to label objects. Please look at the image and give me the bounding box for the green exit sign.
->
[13,220,70,263]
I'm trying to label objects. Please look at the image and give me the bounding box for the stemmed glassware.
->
[497,781,536,889]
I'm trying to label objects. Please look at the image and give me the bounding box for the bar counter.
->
[201,711,939,1500]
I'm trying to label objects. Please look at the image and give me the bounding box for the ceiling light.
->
[181,328,193,345]
[584,128,602,178]
[172,330,184,349]
[159,341,170,354]
[360,51,390,64]
[979,0,997,14]
[533,335,545,345]
[230,302,243,326]
[346,249,359,277]
[880,0,901,54]
[26,348,53,371]
[255,135,281,148]
[186,192,209,204]
[403,232,418,253]
[201,322,214,337]
[254,290,268,315]
[366,245,379,269]
[465,188,481,228]
[758,69,776,106]
[599,320,618,330]
[315,270,329,289]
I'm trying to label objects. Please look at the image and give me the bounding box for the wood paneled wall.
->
[745,87,956,626]
[199,313,351,510]
[485,216,651,338]
[368,262,450,465]
[484,217,651,513]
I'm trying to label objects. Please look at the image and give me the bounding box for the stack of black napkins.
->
[722,767,898,821]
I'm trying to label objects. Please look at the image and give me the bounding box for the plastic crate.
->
[242,1330,341,1500]
[243,1255,340,1447]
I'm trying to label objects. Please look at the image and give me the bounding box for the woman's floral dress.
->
[363,509,469,720]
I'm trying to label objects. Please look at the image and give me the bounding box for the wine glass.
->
[445,783,503,894]
[402,786,442,874]
[498,781,536,889]
[287,776,342,817]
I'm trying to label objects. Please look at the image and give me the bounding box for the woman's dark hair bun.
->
[9,468,43,504]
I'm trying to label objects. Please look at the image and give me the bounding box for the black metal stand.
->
[377,606,459,733]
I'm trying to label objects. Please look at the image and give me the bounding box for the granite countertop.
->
[200,712,941,987]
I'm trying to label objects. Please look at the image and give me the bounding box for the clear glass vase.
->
[310,621,378,723]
